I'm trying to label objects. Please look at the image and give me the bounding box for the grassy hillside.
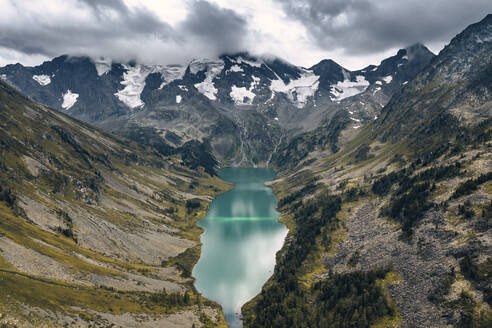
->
[0,81,231,327]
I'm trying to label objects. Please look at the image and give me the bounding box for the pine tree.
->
[184,291,190,305]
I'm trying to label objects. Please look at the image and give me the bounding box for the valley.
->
[0,10,490,328]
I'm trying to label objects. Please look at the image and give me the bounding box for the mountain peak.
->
[310,59,342,70]
[378,14,492,142]
[395,43,434,60]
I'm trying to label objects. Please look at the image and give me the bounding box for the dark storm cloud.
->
[276,0,492,54]
[0,0,247,64]
[0,0,173,54]
[181,0,247,54]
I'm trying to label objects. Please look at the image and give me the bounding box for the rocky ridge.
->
[0,45,435,166]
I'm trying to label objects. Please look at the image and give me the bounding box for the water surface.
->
[193,167,287,327]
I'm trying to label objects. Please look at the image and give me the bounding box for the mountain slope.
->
[0,80,230,327]
[243,15,492,328]
[377,16,492,144]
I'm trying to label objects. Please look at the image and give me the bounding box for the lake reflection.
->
[192,168,287,328]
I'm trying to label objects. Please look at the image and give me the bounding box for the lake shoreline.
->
[192,168,288,328]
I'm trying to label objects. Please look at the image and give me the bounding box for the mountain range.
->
[0,43,435,166]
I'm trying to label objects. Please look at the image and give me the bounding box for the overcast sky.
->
[0,0,490,70]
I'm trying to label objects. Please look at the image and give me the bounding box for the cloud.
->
[0,0,490,69]
[276,0,492,54]
[181,1,247,55]
[0,0,247,65]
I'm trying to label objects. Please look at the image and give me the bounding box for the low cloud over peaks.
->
[276,0,492,54]
[0,0,490,69]
[0,0,248,65]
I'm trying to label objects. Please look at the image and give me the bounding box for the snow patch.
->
[373,86,381,94]
[32,75,51,86]
[375,81,382,85]
[114,64,155,108]
[330,75,369,101]
[114,63,183,108]
[61,90,79,110]
[228,64,243,73]
[178,85,188,91]
[0,74,7,81]
[176,95,182,104]
[350,117,361,122]
[274,117,279,121]
[94,57,112,76]
[269,69,319,108]
[250,75,261,92]
[402,55,409,60]
[402,81,408,85]
[230,76,260,105]
[230,86,256,105]
[190,59,224,100]
[353,125,360,129]
[381,75,393,83]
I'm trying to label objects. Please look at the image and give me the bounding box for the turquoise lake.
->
[192,167,288,328]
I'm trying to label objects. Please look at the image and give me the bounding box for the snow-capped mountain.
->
[0,45,435,165]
